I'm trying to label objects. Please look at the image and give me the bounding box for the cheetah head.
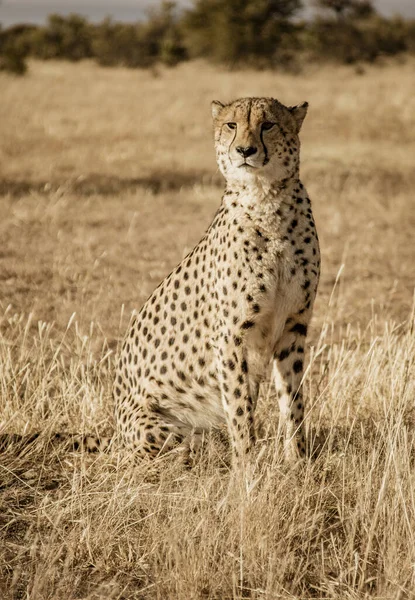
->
[211,97,308,187]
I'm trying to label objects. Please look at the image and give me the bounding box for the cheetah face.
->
[211,97,308,186]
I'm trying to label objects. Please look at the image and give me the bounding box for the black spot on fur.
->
[290,323,308,336]
[293,360,303,373]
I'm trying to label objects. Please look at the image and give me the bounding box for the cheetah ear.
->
[288,101,308,133]
[211,100,225,120]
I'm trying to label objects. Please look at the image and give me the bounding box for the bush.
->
[309,14,413,63]
[182,0,302,67]
[0,44,28,75]
[92,3,186,68]
[92,20,149,68]
[143,1,187,66]
[367,15,413,56]
[0,0,414,73]
[0,25,30,74]
[28,14,93,61]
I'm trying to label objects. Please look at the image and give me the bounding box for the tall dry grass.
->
[0,58,415,598]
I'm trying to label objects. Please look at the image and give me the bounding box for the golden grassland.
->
[0,58,415,599]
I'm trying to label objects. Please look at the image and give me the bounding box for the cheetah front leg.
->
[217,332,258,469]
[273,319,310,463]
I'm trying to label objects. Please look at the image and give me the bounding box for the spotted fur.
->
[114,97,320,466]
[0,432,112,453]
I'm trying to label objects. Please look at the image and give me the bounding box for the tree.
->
[142,1,187,66]
[0,24,30,74]
[30,14,93,60]
[313,0,374,20]
[183,0,302,66]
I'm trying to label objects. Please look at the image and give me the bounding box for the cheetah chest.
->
[229,223,319,382]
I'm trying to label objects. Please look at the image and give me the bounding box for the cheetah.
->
[114,96,320,467]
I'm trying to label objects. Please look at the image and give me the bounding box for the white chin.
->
[238,164,262,172]
[233,167,260,181]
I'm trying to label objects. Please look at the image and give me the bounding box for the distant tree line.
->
[1,0,414,75]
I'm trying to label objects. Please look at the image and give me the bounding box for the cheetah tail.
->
[0,432,113,454]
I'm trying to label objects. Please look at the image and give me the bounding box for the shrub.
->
[92,3,186,69]
[182,0,302,67]
[309,14,413,64]
[0,24,30,74]
[28,14,93,61]
[0,0,414,73]
[92,20,149,68]
[143,1,187,66]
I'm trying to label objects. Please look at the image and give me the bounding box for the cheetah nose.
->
[236,146,257,158]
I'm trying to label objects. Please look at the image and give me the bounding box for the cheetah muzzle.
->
[114,96,320,467]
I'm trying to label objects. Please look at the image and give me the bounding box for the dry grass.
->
[0,58,415,599]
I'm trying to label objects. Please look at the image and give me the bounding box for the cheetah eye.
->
[262,122,275,131]
[225,122,237,130]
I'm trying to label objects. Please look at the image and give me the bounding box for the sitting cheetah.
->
[114,97,320,466]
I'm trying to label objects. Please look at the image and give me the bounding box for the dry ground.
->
[0,58,415,599]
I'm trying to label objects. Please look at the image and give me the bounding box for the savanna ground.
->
[0,57,415,599]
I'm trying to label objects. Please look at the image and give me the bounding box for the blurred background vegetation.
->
[0,0,414,74]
